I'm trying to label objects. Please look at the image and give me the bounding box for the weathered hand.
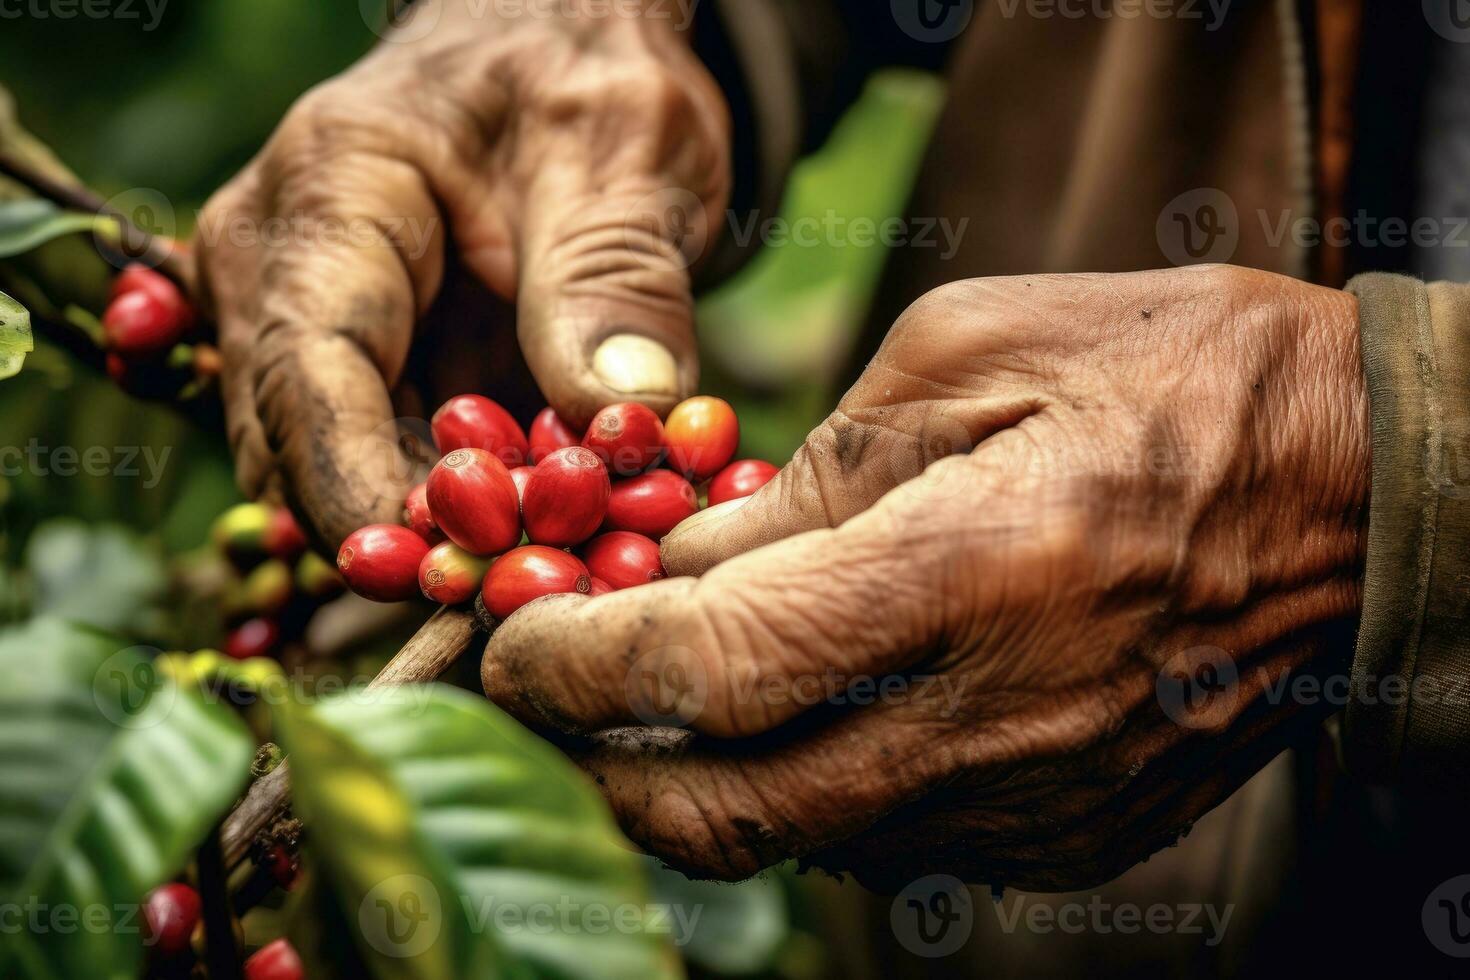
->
[196,0,726,546]
[482,265,1370,891]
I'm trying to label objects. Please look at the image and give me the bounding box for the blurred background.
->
[0,4,945,977]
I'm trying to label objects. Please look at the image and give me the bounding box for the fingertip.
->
[660,497,751,577]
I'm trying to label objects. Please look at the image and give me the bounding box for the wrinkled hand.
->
[196,0,726,546]
[482,265,1370,891]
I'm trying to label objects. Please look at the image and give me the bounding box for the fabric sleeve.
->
[1343,272,1470,793]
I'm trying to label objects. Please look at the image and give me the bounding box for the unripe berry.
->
[225,618,281,660]
[604,471,699,540]
[425,449,521,556]
[707,459,779,507]
[402,483,445,545]
[521,447,610,547]
[336,524,431,602]
[240,560,293,618]
[418,541,492,605]
[295,551,345,599]
[580,532,665,591]
[583,402,665,475]
[212,502,272,559]
[432,394,529,468]
[481,546,591,619]
[103,287,190,358]
[143,882,200,957]
[528,407,582,463]
[664,396,739,481]
[245,938,305,980]
[263,508,309,561]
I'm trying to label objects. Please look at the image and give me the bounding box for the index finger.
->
[247,158,445,547]
[481,468,968,739]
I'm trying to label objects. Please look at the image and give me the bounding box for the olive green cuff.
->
[1345,272,1470,793]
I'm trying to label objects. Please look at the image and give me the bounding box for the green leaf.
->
[0,199,106,260]
[278,686,684,980]
[0,289,32,380]
[0,617,254,979]
[646,861,788,976]
[25,521,169,635]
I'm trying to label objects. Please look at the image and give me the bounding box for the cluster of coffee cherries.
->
[210,502,344,660]
[101,263,213,394]
[336,394,778,619]
[142,882,302,979]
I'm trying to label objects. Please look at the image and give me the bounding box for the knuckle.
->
[893,279,981,335]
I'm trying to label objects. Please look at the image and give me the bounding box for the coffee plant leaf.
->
[0,289,32,380]
[277,685,684,980]
[0,199,106,261]
[646,859,788,976]
[0,617,255,979]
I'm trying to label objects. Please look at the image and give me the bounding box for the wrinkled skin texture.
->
[483,265,1371,892]
[195,0,727,547]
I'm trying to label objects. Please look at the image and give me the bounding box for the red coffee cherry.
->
[522,447,610,547]
[402,482,445,545]
[244,938,304,980]
[664,396,739,481]
[418,541,492,605]
[587,577,615,597]
[604,470,699,540]
[144,882,200,957]
[580,532,665,591]
[103,281,192,357]
[432,394,529,468]
[262,508,309,561]
[481,546,591,619]
[528,407,582,463]
[425,449,521,557]
[508,466,534,509]
[267,845,299,891]
[583,402,665,475]
[110,264,189,312]
[707,459,779,507]
[336,524,431,602]
[225,618,281,661]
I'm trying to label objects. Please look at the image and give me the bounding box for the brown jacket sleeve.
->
[1344,273,1470,792]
